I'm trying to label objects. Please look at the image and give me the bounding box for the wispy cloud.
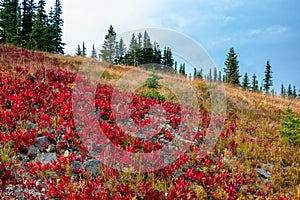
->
[246,25,287,37]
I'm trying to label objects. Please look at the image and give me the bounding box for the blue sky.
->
[47,0,299,93]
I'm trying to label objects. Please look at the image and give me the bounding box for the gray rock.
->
[84,159,103,176]
[35,153,57,165]
[35,136,50,150]
[70,161,83,174]
[27,145,39,157]
[257,168,271,179]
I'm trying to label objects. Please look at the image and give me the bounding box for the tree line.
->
[79,26,298,98]
[0,0,64,54]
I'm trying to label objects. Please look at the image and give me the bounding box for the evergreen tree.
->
[213,67,218,81]
[287,84,293,98]
[197,68,203,80]
[118,38,126,63]
[82,41,86,57]
[75,44,81,56]
[52,0,64,53]
[218,71,222,82]
[174,61,177,72]
[162,47,173,68]
[293,85,297,98]
[251,73,258,92]
[224,47,240,85]
[45,7,57,53]
[193,68,197,79]
[100,25,116,63]
[263,60,273,93]
[91,44,97,59]
[125,33,137,65]
[208,68,212,82]
[153,41,162,64]
[21,0,35,47]
[0,0,21,44]
[30,0,48,51]
[281,84,286,97]
[142,30,153,64]
[242,72,250,90]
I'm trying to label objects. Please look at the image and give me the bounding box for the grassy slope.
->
[1,44,299,198]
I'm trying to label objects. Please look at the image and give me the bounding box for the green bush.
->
[278,107,300,146]
[140,91,166,102]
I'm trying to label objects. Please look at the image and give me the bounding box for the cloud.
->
[246,25,287,37]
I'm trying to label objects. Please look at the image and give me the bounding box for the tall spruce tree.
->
[142,30,153,64]
[91,44,97,58]
[0,0,21,44]
[281,84,286,97]
[263,60,273,93]
[287,84,293,98]
[213,67,218,82]
[21,0,35,47]
[30,0,48,51]
[82,41,86,57]
[75,44,81,56]
[224,47,240,85]
[118,38,126,63]
[242,73,250,90]
[251,73,258,92]
[52,0,64,53]
[100,25,116,63]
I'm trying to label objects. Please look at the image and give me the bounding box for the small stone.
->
[27,145,39,157]
[35,136,50,151]
[84,159,103,176]
[35,153,57,165]
[71,161,83,174]
[257,168,271,179]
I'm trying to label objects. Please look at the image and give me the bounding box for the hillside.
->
[0,45,299,199]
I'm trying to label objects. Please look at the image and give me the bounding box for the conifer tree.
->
[118,38,126,63]
[142,30,153,64]
[153,41,162,64]
[287,84,293,98]
[91,44,97,59]
[242,73,250,90]
[52,0,64,53]
[30,0,48,51]
[21,0,35,46]
[0,0,21,44]
[293,85,297,98]
[224,47,240,85]
[75,45,81,56]
[82,41,86,57]
[251,73,258,92]
[281,84,286,97]
[100,25,116,63]
[263,60,273,93]
[213,67,218,81]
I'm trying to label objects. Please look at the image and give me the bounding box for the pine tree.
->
[213,67,218,82]
[30,0,48,51]
[208,68,212,82]
[153,41,162,64]
[193,68,197,79]
[82,41,86,57]
[251,73,258,92]
[75,45,81,56]
[292,85,297,98]
[242,73,250,90]
[218,71,222,82]
[118,38,126,63]
[224,47,240,85]
[21,0,35,47]
[281,84,286,97]
[287,84,293,98]
[263,60,273,93]
[0,0,21,44]
[142,30,153,64]
[100,25,116,63]
[53,0,64,53]
[125,33,137,65]
[174,61,177,72]
[91,44,97,58]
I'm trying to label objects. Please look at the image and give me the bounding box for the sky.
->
[46,0,300,93]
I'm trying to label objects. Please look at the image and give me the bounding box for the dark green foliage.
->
[143,70,165,102]
[292,85,297,98]
[251,73,258,92]
[263,60,273,93]
[281,84,286,97]
[278,107,300,146]
[100,25,116,63]
[179,63,186,76]
[287,84,293,98]
[82,41,86,57]
[162,47,173,68]
[0,0,64,53]
[91,44,97,58]
[0,0,21,45]
[224,47,241,85]
[242,73,250,90]
[140,90,165,102]
[75,45,81,56]
[213,67,218,82]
